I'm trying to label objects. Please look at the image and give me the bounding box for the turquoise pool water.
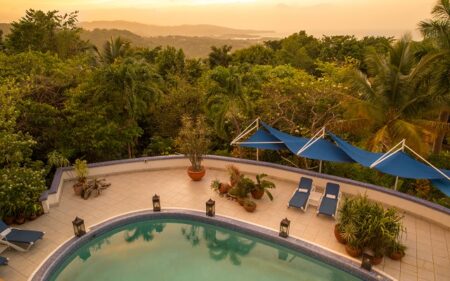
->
[50,219,361,281]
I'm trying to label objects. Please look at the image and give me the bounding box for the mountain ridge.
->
[78,20,274,38]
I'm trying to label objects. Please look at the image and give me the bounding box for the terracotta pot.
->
[15,214,26,225]
[251,189,264,199]
[243,203,256,212]
[28,214,37,221]
[389,252,405,261]
[187,167,205,181]
[3,216,15,225]
[73,182,84,196]
[371,255,383,265]
[334,224,347,244]
[219,183,231,194]
[345,245,362,258]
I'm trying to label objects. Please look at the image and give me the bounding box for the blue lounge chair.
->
[288,177,314,211]
[0,256,8,265]
[317,183,341,218]
[0,220,44,252]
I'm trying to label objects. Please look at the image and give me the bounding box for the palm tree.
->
[419,0,450,153]
[343,35,445,155]
[206,231,256,265]
[125,223,165,243]
[206,66,251,139]
[97,37,130,64]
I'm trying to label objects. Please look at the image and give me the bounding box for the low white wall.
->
[45,156,450,228]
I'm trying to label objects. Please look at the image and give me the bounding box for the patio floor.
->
[1,168,450,281]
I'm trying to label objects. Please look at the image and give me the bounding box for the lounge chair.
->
[0,256,8,265]
[288,177,314,211]
[317,182,341,218]
[0,220,44,252]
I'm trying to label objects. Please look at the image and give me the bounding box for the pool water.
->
[50,219,361,281]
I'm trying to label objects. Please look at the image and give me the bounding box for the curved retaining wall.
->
[41,155,450,228]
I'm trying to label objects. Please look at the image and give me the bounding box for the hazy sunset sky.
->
[0,0,437,37]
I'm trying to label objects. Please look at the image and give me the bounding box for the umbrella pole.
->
[319,160,322,173]
[256,118,260,161]
[394,176,399,190]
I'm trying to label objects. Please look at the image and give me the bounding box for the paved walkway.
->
[1,168,450,281]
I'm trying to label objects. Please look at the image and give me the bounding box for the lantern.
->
[72,217,86,237]
[206,199,215,217]
[279,218,290,238]
[361,252,373,271]
[152,194,161,212]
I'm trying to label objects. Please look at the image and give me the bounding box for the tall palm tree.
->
[419,0,450,153]
[343,35,445,155]
[206,66,251,139]
[97,37,130,64]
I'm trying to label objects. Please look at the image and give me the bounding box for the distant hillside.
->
[80,29,264,58]
[0,23,270,57]
[78,21,273,39]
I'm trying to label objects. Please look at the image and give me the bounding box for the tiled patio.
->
[1,168,450,281]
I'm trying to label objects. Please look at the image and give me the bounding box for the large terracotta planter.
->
[371,255,383,265]
[251,189,264,199]
[15,214,26,225]
[187,167,206,181]
[3,216,15,225]
[345,245,362,258]
[389,252,405,261]
[334,224,347,244]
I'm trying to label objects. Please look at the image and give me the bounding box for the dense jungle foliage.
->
[0,2,449,219]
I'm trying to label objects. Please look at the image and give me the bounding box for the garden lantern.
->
[72,217,86,237]
[206,199,215,217]
[279,218,290,238]
[152,194,161,212]
[361,252,373,271]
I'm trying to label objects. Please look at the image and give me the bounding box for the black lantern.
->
[279,218,290,238]
[152,194,161,212]
[361,252,373,271]
[206,199,215,217]
[72,217,86,237]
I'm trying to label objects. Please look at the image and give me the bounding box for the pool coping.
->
[29,209,392,281]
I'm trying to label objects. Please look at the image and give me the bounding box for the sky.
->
[0,0,438,38]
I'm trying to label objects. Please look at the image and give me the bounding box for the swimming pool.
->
[33,210,390,281]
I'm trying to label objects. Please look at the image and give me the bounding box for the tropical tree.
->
[6,9,87,58]
[204,66,251,139]
[208,45,232,68]
[343,35,446,155]
[97,37,131,64]
[419,0,450,153]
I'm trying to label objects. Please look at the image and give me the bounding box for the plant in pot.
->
[2,203,16,225]
[227,165,241,187]
[386,240,406,260]
[211,179,230,194]
[251,173,275,200]
[175,115,210,181]
[341,223,362,257]
[73,159,88,196]
[26,203,41,221]
[242,198,257,212]
[229,175,255,204]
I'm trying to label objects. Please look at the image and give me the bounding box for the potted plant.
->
[334,224,347,244]
[73,159,88,196]
[227,165,241,187]
[341,223,362,257]
[251,173,275,200]
[175,115,210,181]
[2,203,16,225]
[243,199,257,212]
[387,240,406,260]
